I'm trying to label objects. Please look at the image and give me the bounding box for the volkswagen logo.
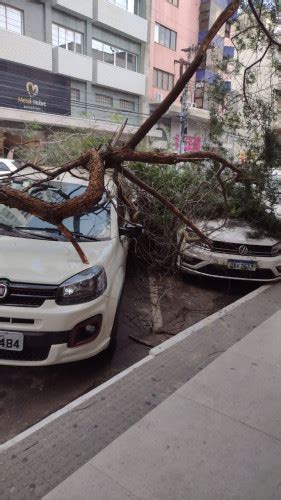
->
[239,245,249,256]
[0,283,8,299]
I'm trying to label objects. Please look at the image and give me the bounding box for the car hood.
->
[0,236,114,284]
[198,219,278,246]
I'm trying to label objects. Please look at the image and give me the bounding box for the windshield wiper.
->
[16,227,61,232]
[14,226,59,240]
[70,232,102,241]
[16,227,102,241]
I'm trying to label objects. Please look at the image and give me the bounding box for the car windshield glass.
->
[0,179,111,240]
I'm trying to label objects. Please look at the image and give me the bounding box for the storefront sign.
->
[0,60,71,115]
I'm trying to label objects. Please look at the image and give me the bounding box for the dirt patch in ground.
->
[122,260,257,347]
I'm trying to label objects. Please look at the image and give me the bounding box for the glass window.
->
[71,88,80,102]
[58,26,66,49]
[127,52,137,71]
[92,39,138,72]
[75,32,82,54]
[153,68,174,91]
[155,23,177,50]
[52,24,83,53]
[0,162,9,172]
[159,25,165,45]
[92,39,104,60]
[103,43,115,65]
[96,94,113,107]
[66,29,74,51]
[0,181,111,240]
[162,72,168,90]
[116,48,126,68]
[120,99,135,111]
[170,30,176,50]
[154,23,159,43]
[52,24,58,46]
[0,4,23,34]
[167,0,179,5]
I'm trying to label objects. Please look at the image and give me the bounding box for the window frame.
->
[153,68,174,91]
[167,0,179,6]
[92,38,138,72]
[0,4,23,35]
[71,88,81,103]
[52,23,84,54]
[95,93,113,107]
[119,99,135,112]
[154,22,177,50]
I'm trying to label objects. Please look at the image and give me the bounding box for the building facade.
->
[0,0,154,152]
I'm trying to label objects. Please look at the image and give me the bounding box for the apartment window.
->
[225,21,231,38]
[108,0,141,15]
[71,88,80,102]
[167,0,179,6]
[96,94,113,107]
[119,99,135,111]
[154,23,177,50]
[153,68,174,91]
[52,24,83,54]
[0,4,23,34]
[92,39,138,72]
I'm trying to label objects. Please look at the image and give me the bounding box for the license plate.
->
[227,259,257,271]
[0,331,24,351]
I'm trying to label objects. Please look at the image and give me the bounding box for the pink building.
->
[148,0,202,151]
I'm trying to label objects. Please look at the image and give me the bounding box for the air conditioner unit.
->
[190,102,198,108]
[155,93,162,103]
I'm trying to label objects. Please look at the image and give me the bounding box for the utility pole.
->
[174,57,188,153]
[175,46,197,153]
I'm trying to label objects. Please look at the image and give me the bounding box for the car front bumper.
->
[0,293,116,366]
[177,249,281,282]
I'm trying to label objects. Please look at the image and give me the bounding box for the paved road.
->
[0,264,253,444]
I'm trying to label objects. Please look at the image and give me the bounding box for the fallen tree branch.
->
[118,164,212,245]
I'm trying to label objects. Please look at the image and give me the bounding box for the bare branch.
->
[243,41,272,108]
[248,0,281,48]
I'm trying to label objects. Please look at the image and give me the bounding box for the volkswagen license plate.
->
[0,331,23,351]
[227,259,257,271]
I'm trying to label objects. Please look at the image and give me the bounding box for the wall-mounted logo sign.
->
[0,60,71,116]
[26,81,39,98]
[17,80,47,112]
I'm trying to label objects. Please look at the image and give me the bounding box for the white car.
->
[0,171,141,366]
[0,158,18,174]
[178,219,281,282]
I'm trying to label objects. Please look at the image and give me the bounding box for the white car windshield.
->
[0,180,111,241]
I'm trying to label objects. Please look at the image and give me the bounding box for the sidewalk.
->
[44,310,281,500]
[1,283,281,499]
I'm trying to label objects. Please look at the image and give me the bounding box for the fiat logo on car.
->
[0,283,8,299]
[239,245,249,256]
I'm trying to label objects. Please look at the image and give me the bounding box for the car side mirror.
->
[119,223,143,239]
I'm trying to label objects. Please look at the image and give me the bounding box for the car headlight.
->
[192,240,211,251]
[271,243,281,256]
[56,266,107,305]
